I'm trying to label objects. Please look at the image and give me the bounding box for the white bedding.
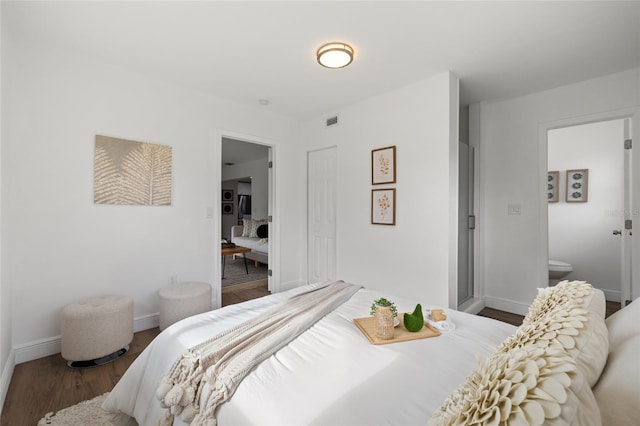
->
[103,283,516,425]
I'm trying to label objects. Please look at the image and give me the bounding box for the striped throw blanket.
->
[156,280,361,426]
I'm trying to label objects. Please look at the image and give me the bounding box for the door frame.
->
[538,107,640,304]
[215,130,279,307]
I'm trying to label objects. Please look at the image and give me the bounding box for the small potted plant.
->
[370,298,397,340]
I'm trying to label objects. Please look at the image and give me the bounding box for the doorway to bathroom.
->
[547,118,631,303]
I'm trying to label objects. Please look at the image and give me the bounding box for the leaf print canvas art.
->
[94,135,172,205]
[371,145,396,185]
[372,188,396,225]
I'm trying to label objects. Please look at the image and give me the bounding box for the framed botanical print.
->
[566,169,588,202]
[371,146,396,185]
[371,188,396,225]
[222,189,234,202]
[547,171,559,203]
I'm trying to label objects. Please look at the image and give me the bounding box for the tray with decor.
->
[353,314,440,345]
[221,242,236,249]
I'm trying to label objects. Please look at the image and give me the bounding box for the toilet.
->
[549,260,573,286]
[549,260,573,279]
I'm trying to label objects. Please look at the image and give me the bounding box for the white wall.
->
[480,68,640,314]
[222,157,269,219]
[298,72,459,308]
[548,120,624,301]
[0,1,13,409]
[221,158,269,241]
[3,38,302,362]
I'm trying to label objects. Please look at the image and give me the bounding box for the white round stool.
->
[61,295,133,368]
[159,281,212,331]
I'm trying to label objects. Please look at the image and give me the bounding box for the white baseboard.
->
[484,295,530,316]
[133,313,159,333]
[0,349,15,414]
[278,280,306,292]
[458,297,486,315]
[13,313,160,365]
[600,288,621,303]
[14,335,61,364]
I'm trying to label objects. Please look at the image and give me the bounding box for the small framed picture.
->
[222,189,234,202]
[547,171,559,203]
[371,146,396,185]
[371,188,396,225]
[222,203,234,215]
[566,169,588,202]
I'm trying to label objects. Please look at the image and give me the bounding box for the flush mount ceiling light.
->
[317,42,354,69]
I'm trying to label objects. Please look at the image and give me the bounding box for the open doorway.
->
[547,118,630,303]
[221,137,272,303]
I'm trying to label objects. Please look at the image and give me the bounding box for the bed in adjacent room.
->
[102,280,638,426]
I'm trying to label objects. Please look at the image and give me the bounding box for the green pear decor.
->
[403,303,424,332]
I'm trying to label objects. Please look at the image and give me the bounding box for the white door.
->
[267,146,274,292]
[307,147,337,283]
[621,119,632,305]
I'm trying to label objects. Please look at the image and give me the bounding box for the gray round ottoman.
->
[159,281,212,330]
[61,295,133,368]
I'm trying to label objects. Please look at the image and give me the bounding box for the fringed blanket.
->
[155,280,361,426]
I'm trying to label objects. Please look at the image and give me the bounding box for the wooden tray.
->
[353,315,440,345]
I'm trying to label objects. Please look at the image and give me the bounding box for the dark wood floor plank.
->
[1,327,160,426]
[477,307,524,326]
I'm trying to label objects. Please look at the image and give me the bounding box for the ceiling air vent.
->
[325,115,339,127]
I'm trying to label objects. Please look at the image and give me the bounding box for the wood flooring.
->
[0,285,620,425]
[0,284,270,425]
[0,327,160,426]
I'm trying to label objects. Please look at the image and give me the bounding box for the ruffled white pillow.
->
[429,342,600,425]
[430,281,607,425]
[497,281,608,387]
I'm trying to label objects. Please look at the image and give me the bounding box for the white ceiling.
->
[3,1,640,120]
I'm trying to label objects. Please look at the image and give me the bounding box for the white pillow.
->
[241,219,253,237]
[499,282,608,388]
[431,282,609,425]
[241,219,268,238]
[605,297,640,349]
[570,287,609,388]
[248,219,267,238]
[593,334,640,425]
[429,342,601,425]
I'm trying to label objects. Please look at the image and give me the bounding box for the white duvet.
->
[103,283,516,425]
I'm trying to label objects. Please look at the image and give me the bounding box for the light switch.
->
[508,203,522,215]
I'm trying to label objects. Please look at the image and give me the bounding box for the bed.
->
[102,280,639,425]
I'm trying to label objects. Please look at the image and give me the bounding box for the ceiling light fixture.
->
[317,42,354,69]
